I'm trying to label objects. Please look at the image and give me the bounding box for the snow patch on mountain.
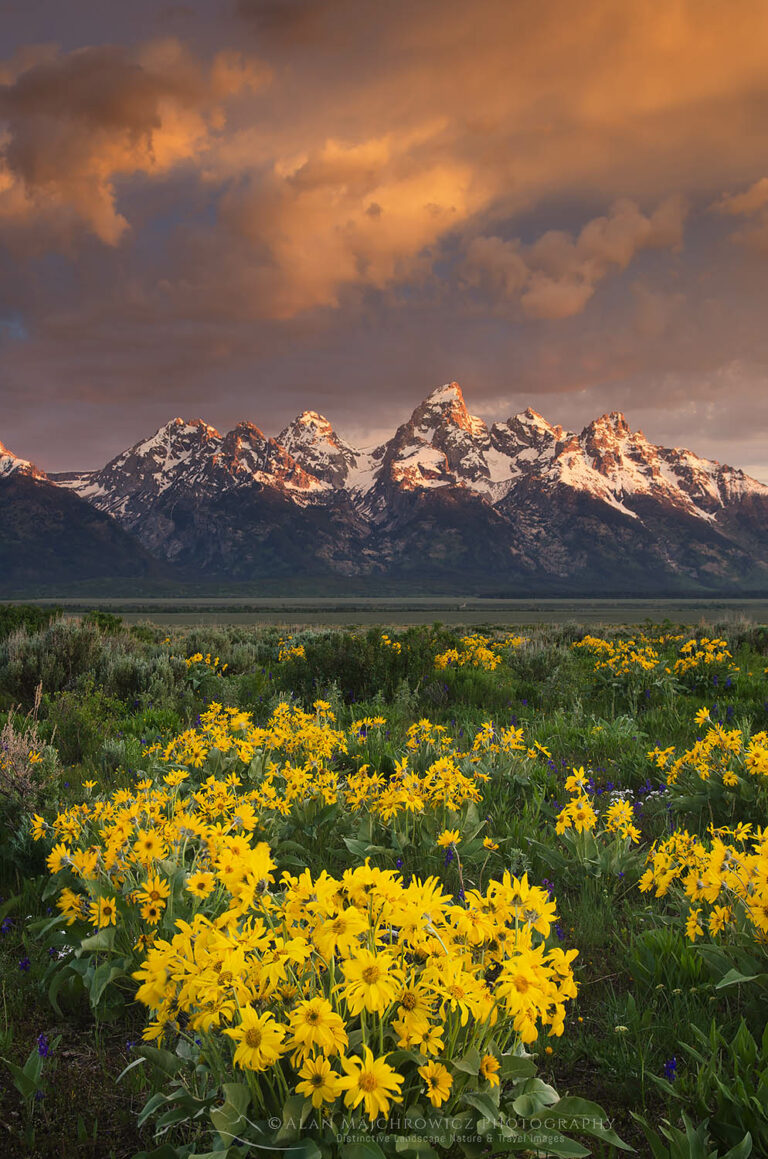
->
[0,439,45,480]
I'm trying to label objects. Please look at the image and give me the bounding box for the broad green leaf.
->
[462,1090,501,1124]
[547,1096,633,1151]
[340,1143,388,1159]
[78,926,116,954]
[453,1046,482,1075]
[135,1045,184,1076]
[499,1055,536,1080]
[721,1133,753,1159]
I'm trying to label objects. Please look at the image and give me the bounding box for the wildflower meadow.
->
[0,606,766,1158]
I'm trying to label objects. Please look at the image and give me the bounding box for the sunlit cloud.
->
[0,0,766,479]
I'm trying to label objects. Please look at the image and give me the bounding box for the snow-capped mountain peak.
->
[413,381,489,439]
[0,438,46,480]
[278,410,366,488]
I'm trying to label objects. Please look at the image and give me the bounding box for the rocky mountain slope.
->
[1,382,765,592]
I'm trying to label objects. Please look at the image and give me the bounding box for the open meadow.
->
[0,605,766,1158]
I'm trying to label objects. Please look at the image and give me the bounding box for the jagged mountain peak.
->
[0,437,46,480]
[424,381,465,404]
[411,381,487,439]
[582,411,633,441]
[501,407,566,441]
[127,417,222,460]
[225,420,267,443]
[293,409,334,430]
[278,409,362,489]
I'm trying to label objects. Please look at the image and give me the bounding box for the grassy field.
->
[12,596,768,626]
[0,606,766,1157]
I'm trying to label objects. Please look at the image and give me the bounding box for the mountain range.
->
[2,382,767,594]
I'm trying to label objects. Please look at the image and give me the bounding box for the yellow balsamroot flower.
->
[313,906,369,961]
[288,997,348,1058]
[564,767,588,793]
[47,843,73,874]
[604,800,641,844]
[341,949,403,1015]
[338,1047,403,1121]
[133,829,169,864]
[556,797,597,835]
[437,828,460,848]
[186,871,216,899]
[395,979,434,1033]
[136,874,171,909]
[479,1053,500,1088]
[30,814,47,841]
[685,908,704,941]
[163,769,189,787]
[694,707,710,727]
[295,1055,343,1108]
[708,904,732,936]
[483,837,499,851]
[418,1060,453,1107]
[223,1008,287,1072]
[424,958,488,1027]
[71,847,100,880]
[416,1023,445,1057]
[95,896,117,928]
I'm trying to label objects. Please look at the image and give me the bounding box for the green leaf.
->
[490,1132,589,1157]
[721,1133,753,1159]
[78,926,116,954]
[547,1096,633,1151]
[274,1093,311,1143]
[509,1077,559,1117]
[89,961,126,1008]
[116,1055,147,1083]
[394,1137,439,1159]
[462,1090,501,1125]
[499,1055,536,1080]
[1,1054,42,1100]
[343,838,388,858]
[220,1083,251,1116]
[285,1141,323,1159]
[135,1045,184,1076]
[453,1046,482,1075]
[27,912,67,938]
[717,968,768,990]
[47,963,77,1016]
[340,1143,388,1159]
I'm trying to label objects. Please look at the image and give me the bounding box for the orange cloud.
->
[711,176,768,254]
[215,128,493,316]
[0,39,268,246]
[462,197,687,319]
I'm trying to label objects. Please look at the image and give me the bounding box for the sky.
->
[2,0,768,481]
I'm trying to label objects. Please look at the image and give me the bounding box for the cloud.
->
[711,176,768,254]
[712,177,768,216]
[462,196,687,319]
[177,127,493,317]
[2,0,768,480]
[0,39,268,246]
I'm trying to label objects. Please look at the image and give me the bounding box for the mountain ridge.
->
[2,381,767,593]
